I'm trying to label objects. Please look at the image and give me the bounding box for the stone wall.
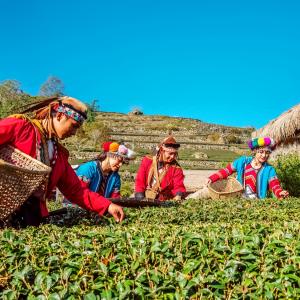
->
[69,151,221,169]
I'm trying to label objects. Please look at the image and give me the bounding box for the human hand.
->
[108,203,125,223]
[279,190,289,198]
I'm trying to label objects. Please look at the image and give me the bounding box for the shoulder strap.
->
[152,156,161,188]
[147,156,169,192]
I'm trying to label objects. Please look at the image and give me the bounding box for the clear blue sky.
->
[1,0,300,128]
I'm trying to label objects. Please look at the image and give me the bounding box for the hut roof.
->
[252,103,300,144]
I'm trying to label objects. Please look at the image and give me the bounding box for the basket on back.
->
[208,177,243,200]
[0,145,51,221]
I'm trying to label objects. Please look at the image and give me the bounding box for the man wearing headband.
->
[207,137,289,199]
[63,141,135,206]
[135,136,186,201]
[0,96,125,227]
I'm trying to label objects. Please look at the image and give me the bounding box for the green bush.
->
[225,134,242,144]
[120,181,134,197]
[1,198,300,299]
[274,153,300,196]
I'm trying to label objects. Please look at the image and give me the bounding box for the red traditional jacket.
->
[0,117,111,217]
[135,156,186,200]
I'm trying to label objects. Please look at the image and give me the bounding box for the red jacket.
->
[135,156,186,200]
[0,117,111,217]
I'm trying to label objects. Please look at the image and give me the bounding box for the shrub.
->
[207,133,220,142]
[225,134,242,144]
[274,153,300,196]
[120,181,134,197]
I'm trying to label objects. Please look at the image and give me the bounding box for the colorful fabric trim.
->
[247,137,275,151]
[244,164,258,194]
[209,163,235,182]
[268,176,283,198]
[78,175,91,184]
[55,104,87,124]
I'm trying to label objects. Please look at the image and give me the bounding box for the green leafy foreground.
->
[1,198,300,299]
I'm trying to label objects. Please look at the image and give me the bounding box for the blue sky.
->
[1,0,300,128]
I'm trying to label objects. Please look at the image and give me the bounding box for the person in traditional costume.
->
[135,136,186,201]
[207,137,289,199]
[63,141,135,206]
[0,96,125,227]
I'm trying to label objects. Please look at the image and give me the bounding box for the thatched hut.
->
[252,103,300,157]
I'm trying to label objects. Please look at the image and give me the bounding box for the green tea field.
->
[1,198,300,299]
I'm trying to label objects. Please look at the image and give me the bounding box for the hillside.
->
[67,112,252,170]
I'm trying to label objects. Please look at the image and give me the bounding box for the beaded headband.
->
[55,103,87,124]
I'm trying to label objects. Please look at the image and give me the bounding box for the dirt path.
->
[183,169,216,191]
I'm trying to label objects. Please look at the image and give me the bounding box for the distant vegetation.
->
[0,77,251,170]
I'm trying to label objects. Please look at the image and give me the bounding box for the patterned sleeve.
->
[209,163,236,182]
[269,176,283,198]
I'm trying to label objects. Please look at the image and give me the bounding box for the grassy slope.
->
[1,198,299,299]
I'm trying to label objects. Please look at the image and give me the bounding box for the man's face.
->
[162,147,177,163]
[53,113,81,139]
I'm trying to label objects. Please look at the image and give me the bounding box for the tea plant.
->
[1,198,300,299]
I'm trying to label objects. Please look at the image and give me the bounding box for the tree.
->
[0,80,22,104]
[0,80,34,118]
[86,99,99,123]
[39,76,64,97]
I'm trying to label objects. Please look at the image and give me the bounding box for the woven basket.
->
[0,145,51,220]
[208,177,243,200]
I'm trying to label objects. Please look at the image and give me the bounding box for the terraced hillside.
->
[67,112,252,169]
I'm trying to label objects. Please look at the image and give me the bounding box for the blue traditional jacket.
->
[232,156,278,199]
[76,161,121,198]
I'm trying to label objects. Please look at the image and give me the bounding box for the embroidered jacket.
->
[76,161,121,198]
[209,156,283,199]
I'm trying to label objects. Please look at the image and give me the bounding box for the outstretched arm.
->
[209,163,236,183]
[269,176,289,199]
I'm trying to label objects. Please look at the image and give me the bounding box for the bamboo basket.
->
[208,177,243,200]
[0,145,51,220]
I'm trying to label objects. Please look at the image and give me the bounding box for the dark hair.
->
[95,152,107,162]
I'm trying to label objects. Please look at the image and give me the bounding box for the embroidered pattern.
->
[210,163,235,182]
[78,175,91,183]
[56,105,86,124]
[244,164,258,194]
[269,176,283,198]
